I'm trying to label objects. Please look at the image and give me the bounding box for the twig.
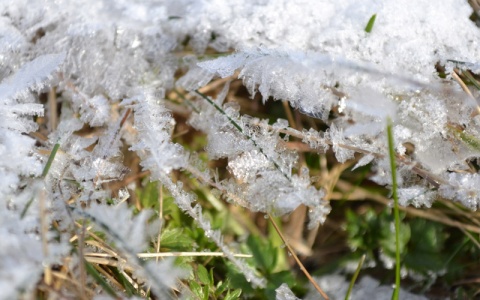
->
[268,214,329,300]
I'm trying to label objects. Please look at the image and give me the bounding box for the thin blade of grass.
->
[20,197,34,219]
[387,117,401,300]
[22,143,61,219]
[42,143,60,177]
[344,254,366,300]
[462,70,480,91]
[108,266,138,297]
[84,259,119,298]
[365,14,377,33]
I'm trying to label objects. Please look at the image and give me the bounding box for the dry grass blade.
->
[268,214,330,300]
[452,70,480,116]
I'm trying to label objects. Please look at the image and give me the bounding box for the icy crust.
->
[186,0,480,79]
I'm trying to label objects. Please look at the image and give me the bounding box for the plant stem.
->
[387,118,401,300]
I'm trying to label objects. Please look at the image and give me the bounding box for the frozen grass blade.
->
[387,118,401,300]
[194,89,243,132]
[42,143,60,177]
[21,143,61,219]
[84,260,119,298]
[344,254,366,300]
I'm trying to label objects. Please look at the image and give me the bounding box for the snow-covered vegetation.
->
[2,0,480,299]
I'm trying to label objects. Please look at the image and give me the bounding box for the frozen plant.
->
[1,0,480,299]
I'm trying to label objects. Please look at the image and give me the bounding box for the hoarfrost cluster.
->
[1,0,480,298]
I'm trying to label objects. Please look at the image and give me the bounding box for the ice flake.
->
[176,67,214,91]
[440,173,480,209]
[398,186,434,208]
[78,95,110,127]
[198,52,248,78]
[228,150,270,182]
[0,53,65,101]
[352,154,375,170]
[276,283,300,300]
[329,124,355,163]
[346,88,396,119]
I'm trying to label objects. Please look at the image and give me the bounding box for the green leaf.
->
[137,180,159,209]
[403,219,447,274]
[216,280,229,296]
[379,220,411,257]
[197,265,211,286]
[226,262,255,294]
[365,14,377,33]
[190,281,204,299]
[247,235,277,273]
[209,268,215,288]
[160,227,195,251]
[225,289,242,300]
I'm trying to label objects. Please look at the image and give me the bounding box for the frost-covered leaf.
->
[127,89,188,175]
[0,53,65,101]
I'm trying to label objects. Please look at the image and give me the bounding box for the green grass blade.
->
[20,197,34,219]
[108,266,138,296]
[84,260,119,298]
[22,143,61,218]
[387,118,401,300]
[365,14,377,33]
[462,70,480,91]
[42,143,60,177]
[345,254,366,300]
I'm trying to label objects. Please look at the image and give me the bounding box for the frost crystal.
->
[276,283,301,300]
